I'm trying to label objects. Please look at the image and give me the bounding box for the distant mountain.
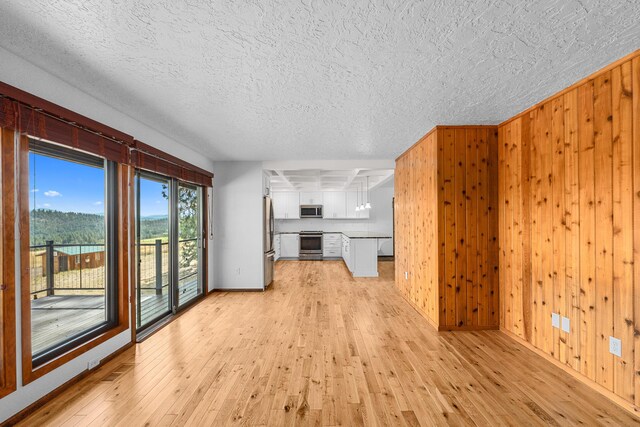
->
[29,209,169,246]
[141,214,168,220]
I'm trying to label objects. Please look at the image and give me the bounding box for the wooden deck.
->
[32,280,199,354]
[19,261,638,426]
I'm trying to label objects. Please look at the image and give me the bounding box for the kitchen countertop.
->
[340,231,392,239]
[275,231,391,239]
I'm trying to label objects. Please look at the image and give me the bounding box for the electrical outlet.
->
[404,271,408,280]
[87,359,100,370]
[551,312,560,329]
[609,337,622,357]
[561,316,570,333]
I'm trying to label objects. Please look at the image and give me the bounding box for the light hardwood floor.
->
[17,260,639,426]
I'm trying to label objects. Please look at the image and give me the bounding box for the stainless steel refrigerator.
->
[263,196,275,288]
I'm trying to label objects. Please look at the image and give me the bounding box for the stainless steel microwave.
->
[300,205,323,218]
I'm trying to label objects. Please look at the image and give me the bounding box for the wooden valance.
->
[0,81,213,184]
[130,140,213,187]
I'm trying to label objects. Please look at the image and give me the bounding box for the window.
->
[27,139,118,367]
[135,173,205,332]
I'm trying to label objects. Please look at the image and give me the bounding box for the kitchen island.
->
[341,232,391,277]
[274,231,392,277]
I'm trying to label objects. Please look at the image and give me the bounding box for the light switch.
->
[551,312,560,329]
[561,316,570,333]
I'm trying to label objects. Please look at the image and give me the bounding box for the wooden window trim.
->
[130,146,213,187]
[132,140,213,182]
[0,82,134,146]
[0,128,17,398]
[19,137,131,384]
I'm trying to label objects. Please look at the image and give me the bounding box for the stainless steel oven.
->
[299,231,323,260]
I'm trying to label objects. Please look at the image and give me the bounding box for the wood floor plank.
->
[16,260,639,426]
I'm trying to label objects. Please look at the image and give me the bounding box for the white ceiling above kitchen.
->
[0,1,638,161]
[267,168,394,192]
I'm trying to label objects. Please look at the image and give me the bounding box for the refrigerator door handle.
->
[270,200,275,251]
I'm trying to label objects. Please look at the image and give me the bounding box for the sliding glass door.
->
[135,173,204,332]
[135,173,172,330]
[177,183,203,307]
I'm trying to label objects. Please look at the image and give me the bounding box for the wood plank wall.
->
[498,51,640,406]
[395,130,439,327]
[394,126,499,330]
[438,127,499,329]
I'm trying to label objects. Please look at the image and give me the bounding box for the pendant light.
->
[355,182,360,211]
[358,182,365,211]
[365,176,372,209]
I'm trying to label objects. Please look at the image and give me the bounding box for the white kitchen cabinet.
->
[341,234,380,277]
[274,234,281,260]
[345,191,369,219]
[272,192,300,219]
[280,234,299,258]
[272,192,286,219]
[299,191,323,205]
[342,235,352,271]
[323,233,342,257]
[323,192,346,219]
[345,191,358,218]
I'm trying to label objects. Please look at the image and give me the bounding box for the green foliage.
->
[30,209,105,246]
[30,209,170,246]
[160,183,200,269]
[178,186,199,269]
[139,217,169,241]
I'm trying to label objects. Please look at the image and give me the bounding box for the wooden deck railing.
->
[30,239,199,298]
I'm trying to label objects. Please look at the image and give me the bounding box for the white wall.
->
[212,161,264,290]
[275,178,395,256]
[0,47,215,423]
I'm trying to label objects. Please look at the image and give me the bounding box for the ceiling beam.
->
[274,170,296,190]
[342,168,361,190]
[262,159,394,171]
[368,171,394,191]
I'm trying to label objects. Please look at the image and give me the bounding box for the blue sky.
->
[29,153,169,217]
[29,153,105,214]
[139,178,169,217]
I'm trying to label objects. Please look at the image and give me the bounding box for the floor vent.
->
[101,363,135,382]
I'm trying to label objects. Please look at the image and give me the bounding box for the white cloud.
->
[44,190,61,197]
[93,201,103,206]
[42,203,50,208]
[30,189,39,193]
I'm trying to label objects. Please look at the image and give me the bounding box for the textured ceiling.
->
[0,1,638,161]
